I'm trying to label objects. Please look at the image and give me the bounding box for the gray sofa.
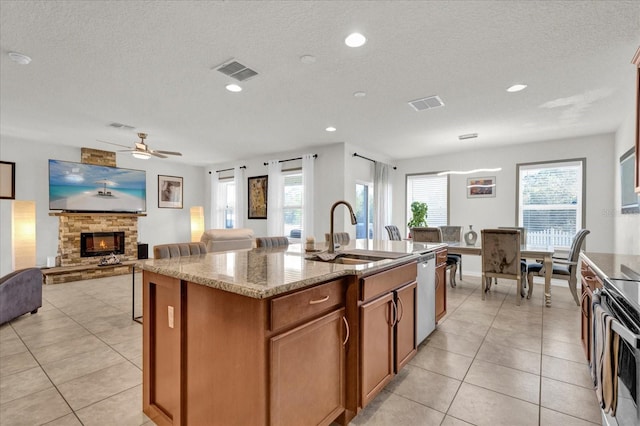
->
[0,268,43,325]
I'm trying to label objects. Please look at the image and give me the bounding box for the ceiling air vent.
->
[215,59,258,82]
[408,95,444,111]
[108,122,135,130]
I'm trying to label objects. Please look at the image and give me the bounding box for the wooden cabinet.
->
[579,260,602,361]
[270,308,346,426]
[358,262,417,408]
[143,271,351,426]
[435,248,447,322]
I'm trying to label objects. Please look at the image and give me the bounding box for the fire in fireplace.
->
[80,232,125,257]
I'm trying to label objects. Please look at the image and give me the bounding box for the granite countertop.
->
[136,239,446,299]
[580,252,640,281]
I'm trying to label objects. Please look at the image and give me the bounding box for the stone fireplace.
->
[56,213,139,267]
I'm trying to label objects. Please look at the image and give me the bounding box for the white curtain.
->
[233,166,245,228]
[301,154,315,242]
[374,162,392,240]
[267,160,284,236]
[210,173,224,229]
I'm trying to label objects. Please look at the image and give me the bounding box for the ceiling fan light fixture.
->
[132,152,151,160]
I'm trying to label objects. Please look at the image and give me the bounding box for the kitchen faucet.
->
[328,200,358,254]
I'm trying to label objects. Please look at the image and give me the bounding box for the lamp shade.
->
[190,206,205,242]
[12,200,36,269]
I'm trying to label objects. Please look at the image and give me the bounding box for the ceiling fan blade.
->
[149,151,168,159]
[97,139,131,149]
[154,150,182,156]
[117,149,136,153]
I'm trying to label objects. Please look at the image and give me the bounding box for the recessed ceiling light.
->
[8,52,31,65]
[353,91,366,98]
[300,55,316,64]
[507,84,527,92]
[225,84,242,92]
[326,126,337,132]
[345,33,366,48]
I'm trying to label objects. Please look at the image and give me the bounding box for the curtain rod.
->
[263,154,318,166]
[353,152,397,170]
[208,165,246,174]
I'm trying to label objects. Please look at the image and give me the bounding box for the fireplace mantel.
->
[49,212,147,217]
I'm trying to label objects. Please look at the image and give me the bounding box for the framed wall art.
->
[158,175,183,208]
[0,161,15,200]
[467,176,496,198]
[248,175,268,219]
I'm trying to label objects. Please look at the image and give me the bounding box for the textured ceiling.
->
[1,1,639,166]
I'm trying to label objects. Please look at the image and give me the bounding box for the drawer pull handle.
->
[397,296,404,323]
[309,295,330,305]
[342,316,350,346]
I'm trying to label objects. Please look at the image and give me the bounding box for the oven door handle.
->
[594,288,640,349]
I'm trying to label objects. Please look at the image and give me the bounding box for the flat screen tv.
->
[49,159,146,212]
[620,148,640,214]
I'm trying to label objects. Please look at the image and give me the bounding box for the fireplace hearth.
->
[81,232,125,257]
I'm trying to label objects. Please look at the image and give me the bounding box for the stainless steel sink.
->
[308,250,410,265]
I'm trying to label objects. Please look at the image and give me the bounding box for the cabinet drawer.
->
[361,262,417,302]
[270,279,345,332]
[436,249,447,266]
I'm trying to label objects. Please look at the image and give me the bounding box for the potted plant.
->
[407,201,428,238]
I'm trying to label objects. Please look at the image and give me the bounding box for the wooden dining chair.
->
[385,225,402,241]
[481,229,527,305]
[526,229,590,306]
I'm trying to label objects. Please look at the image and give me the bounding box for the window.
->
[517,159,585,248]
[219,179,235,229]
[283,171,303,238]
[355,183,374,239]
[406,173,448,233]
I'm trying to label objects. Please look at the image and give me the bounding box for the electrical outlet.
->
[168,306,174,328]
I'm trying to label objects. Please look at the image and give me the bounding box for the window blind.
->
[406,174,448,228]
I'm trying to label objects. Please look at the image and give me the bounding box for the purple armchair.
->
[0,268,43,325]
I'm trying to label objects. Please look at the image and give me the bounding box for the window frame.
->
[515,158,586,249]
[282,168,303,238]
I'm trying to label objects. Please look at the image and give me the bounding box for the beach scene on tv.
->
[49,159,146,212]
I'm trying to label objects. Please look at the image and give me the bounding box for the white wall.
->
[391,133,617,273]
[613,102,640,255]
[0,136,205,275]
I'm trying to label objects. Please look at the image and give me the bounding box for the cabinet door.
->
[435,264,446,322]
[270,308,346,426]
[395,282,417,371]
[360,292,394,407]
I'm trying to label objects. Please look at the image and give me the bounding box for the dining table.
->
[447,241,555,307]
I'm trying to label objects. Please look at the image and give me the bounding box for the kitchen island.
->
[137,240,445,426]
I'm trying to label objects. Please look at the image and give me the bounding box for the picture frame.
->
[467,176,496,198]
[158,175,183,208]
[248,175,268,219]
[0,161,15,200]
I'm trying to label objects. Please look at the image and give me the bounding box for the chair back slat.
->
[411,227,442,243]
[385,225,402,241]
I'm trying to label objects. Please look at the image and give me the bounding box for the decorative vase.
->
[464,225,478,246]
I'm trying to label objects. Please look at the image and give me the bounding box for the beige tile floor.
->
[0,273,601,426]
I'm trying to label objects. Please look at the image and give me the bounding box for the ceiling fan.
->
[97,133,182,159]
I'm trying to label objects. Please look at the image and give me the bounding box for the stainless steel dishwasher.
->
[416,251,436,344]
